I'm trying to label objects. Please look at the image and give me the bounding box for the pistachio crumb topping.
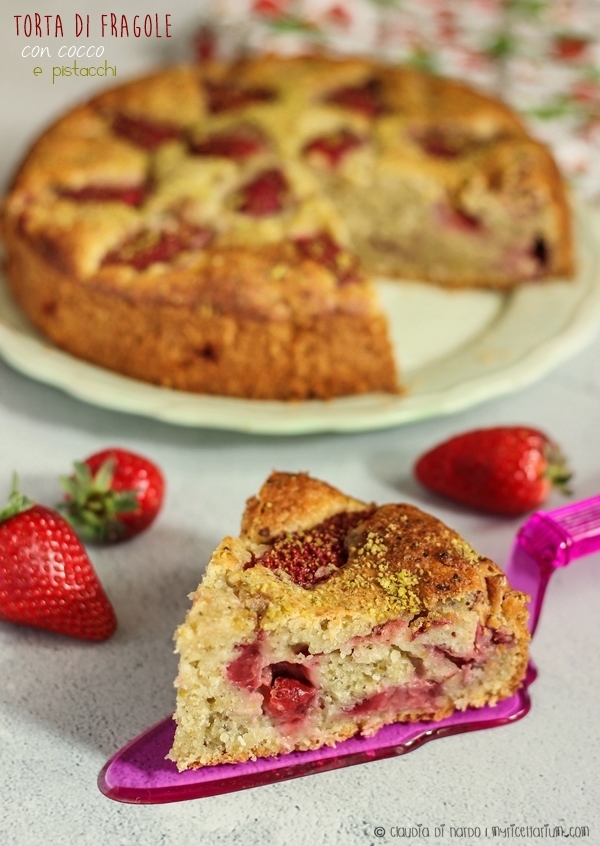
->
[357,530,388,559]
[376,568,420,613]
[270,263,288,280]
[340,572,369,592]
[450,537,479,564]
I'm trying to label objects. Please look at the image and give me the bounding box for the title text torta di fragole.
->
[14,13,172,39]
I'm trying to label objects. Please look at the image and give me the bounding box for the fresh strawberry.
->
[0,478,117,640]
[414,426,571,516]
[60,448,165,543]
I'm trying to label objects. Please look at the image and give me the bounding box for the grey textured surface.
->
[1,4,600,843]
[2,345,600,846]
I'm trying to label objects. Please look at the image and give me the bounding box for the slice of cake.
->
[170,472,529,769]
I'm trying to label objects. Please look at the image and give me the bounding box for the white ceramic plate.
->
[1,204,599,434]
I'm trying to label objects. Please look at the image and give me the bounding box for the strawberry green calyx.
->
[545,441,573,495]
[59,458,139,543]
[0,474,35,524]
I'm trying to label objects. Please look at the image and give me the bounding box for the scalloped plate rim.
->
[0,204,598,434]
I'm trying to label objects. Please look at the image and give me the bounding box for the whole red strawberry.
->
[60,448,165,543]
[414,426,571,516]
[0,479,117,640]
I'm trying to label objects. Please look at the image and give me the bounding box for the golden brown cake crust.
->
[235,473,527,625]
[2,56,574,399]
[241,470,369,542]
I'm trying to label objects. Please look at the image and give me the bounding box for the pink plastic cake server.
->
[99,495,600,804]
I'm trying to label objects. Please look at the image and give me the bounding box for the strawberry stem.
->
[0,474,35,523]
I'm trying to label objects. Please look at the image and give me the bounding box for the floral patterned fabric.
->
[200,0,600,202]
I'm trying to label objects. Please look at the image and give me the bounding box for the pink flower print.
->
[577,114,600,143]
[193,26,216,62]
[252,0,290,19]
[552,34,590,62]
[436,10,457,43]
[324,4,353,29]
[570,79,600,106]
[459,46,491,72]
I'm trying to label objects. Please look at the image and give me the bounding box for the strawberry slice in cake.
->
[169,473,529,769]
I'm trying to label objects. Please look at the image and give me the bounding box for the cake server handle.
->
[506,494,600,634]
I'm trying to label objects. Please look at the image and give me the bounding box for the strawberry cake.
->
[169,472,530,768]
[1,56,573,399]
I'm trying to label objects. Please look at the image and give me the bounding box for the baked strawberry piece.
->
[169,472,529,769]
[324,78,386,118]
[236,168,289,216]
[103,224,213,270]
[303,130,363,167]
[204,80,276,114]
[294,233,361,286]
[190,125,266,160]
[59,184,147,207]
[111,113,182,149]
[414,126,483,159]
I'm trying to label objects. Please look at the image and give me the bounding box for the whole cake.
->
[169,472,530,769]
[1,56,573,399]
